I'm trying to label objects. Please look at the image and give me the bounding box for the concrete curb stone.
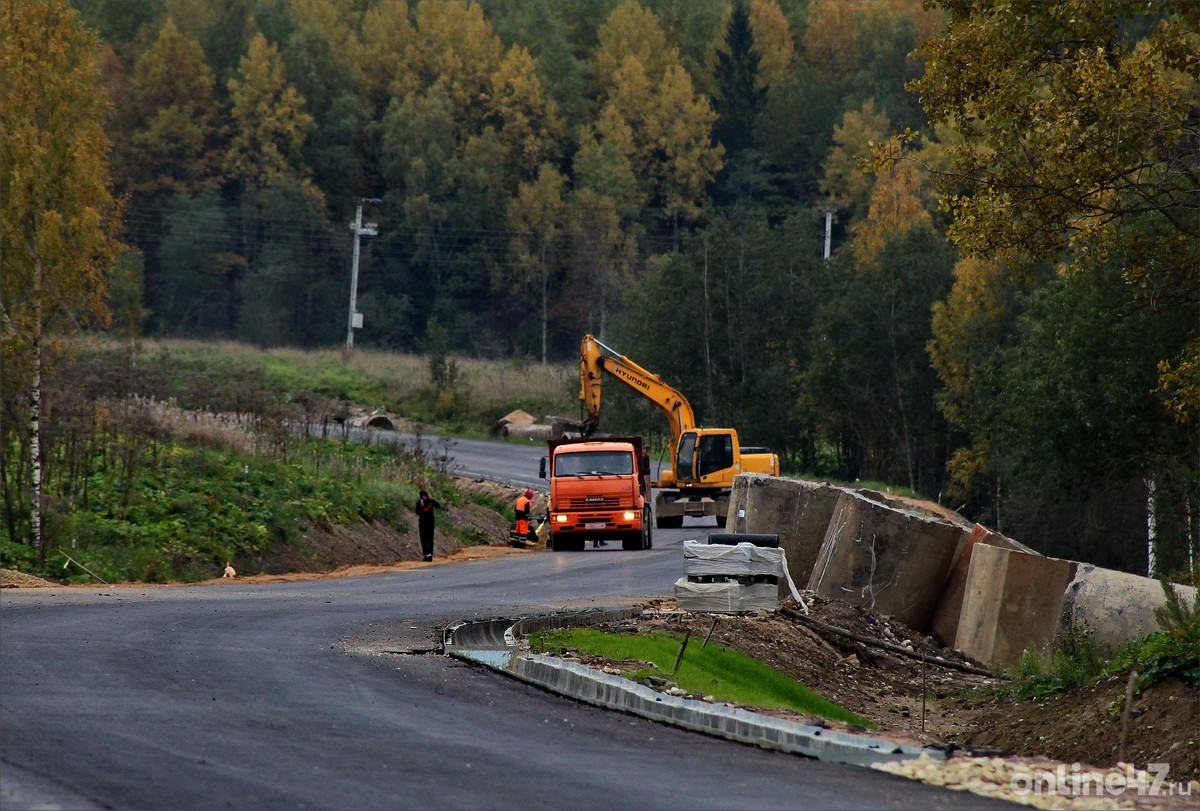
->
[442,607,941,769]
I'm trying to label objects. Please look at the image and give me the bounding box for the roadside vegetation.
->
[130,338,577,436]
[0,339,576,584]
[533,626,869,726]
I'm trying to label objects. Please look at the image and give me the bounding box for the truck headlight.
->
[554,514,568,523]
[623,511,637,521]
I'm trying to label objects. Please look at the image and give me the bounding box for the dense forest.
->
[2,0,1197,579]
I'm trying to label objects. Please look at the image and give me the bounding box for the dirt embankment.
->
[0,476,532,587]
[236,476,529,576]
[598,598,1197,785]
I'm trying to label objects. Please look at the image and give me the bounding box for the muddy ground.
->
[4,475,1196,808]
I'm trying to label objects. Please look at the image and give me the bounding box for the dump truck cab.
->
[539,436,653,552]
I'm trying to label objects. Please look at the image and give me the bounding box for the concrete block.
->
[805,491,968,631]
[726,474,849,589]
[953,544,1078,669]
[674,578,779,613]
[682,540,784,578]
[930,525,1038,647]
[1064,565,1199,655]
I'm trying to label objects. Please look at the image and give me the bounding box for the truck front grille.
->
[568,495,620,510]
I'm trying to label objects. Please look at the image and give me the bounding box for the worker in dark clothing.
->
[415,490,440,561]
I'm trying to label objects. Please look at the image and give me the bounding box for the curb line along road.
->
[441,607,942,770]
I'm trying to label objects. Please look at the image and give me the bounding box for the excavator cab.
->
[674,430,736,484]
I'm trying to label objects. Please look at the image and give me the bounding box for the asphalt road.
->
[1,438,1014,810]
[347,429,670,492]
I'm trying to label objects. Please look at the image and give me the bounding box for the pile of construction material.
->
[725,474,1197,669]
[674,538,784,613]
[490,410,582,441]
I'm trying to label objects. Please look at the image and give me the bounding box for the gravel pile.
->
[873,753,1200,810]
[0,569,56,588]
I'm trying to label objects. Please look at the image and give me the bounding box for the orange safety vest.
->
[515,495,532,534]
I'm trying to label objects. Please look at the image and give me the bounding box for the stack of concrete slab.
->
[674,540,782,613]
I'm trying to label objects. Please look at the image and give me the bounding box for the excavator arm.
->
[579,334,695,458]
[576,334,778,529]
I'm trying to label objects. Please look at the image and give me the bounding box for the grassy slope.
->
[2,340,579,583]
[537,627,868,725]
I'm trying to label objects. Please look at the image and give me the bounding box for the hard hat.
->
[524,489,534,498]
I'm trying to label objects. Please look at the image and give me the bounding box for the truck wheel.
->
[657,514,683,529]
[715,515,727,528]
[621,532,641,551]
[644,510,653,549]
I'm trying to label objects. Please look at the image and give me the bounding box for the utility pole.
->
[346,197,380,350]
[823,207,835,260]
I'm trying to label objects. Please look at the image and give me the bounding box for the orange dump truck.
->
[538,436,653,552]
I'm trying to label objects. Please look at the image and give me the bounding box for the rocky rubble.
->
[873,755,1199,810]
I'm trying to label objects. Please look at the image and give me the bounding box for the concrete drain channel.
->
[440,606,940,769]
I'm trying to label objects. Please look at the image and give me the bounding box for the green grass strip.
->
[536,627,869,727]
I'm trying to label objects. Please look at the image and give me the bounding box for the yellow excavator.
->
[576,334,779,528]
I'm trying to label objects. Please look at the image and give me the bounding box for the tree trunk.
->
[540,243,549,365]
[702,239,714,417]
[31,278,44,560]
[1145,475,1158,578]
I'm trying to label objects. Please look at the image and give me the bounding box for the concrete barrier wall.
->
[952,546,1199,668]
[726,475,1197,671]
[853,488,972,530]
[805,490,969,631]
[726,474,848,588]
[953,544,1078,668]
[930,525,1039,647]
[1064,565,1199,656]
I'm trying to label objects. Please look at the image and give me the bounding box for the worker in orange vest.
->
[514,489,536,545]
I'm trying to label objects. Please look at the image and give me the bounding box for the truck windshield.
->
[555,450,634,476]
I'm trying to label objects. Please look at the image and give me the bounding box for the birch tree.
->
[1,0,123,554]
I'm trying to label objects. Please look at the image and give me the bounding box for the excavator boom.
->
[579,334,696,445]
[577,334,779,529]
[578,333,782,527]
